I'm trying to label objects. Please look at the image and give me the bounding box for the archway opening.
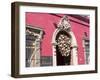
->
[55,30,72,65]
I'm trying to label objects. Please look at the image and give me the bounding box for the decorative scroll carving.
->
[57,16,71,32]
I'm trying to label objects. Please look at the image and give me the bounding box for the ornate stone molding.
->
[57,15,71,32]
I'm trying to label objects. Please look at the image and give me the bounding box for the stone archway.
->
[52,16,78,66]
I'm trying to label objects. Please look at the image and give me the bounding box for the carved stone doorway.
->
[52,16,78,66]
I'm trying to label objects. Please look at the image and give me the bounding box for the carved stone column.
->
[70,46,78,65]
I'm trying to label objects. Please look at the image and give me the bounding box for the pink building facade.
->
[26,12,89,66]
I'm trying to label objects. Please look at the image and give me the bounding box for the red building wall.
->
[26,12,89,64]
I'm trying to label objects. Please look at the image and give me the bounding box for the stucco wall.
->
[26,12,89,64]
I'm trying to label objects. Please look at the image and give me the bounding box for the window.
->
[83,32,90,64]
[26,26,43,67]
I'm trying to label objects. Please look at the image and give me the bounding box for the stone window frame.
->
[26,25,43,67]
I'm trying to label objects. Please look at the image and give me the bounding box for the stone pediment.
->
[57,15,71,32]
